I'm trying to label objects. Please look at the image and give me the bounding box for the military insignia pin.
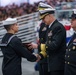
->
[73,38,76,42]
[48,31,52,36]
[42,27,47,31]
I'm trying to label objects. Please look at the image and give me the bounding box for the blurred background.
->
[0,0,76,21]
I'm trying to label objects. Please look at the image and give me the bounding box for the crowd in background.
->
[0,3,38,21]
[0,0,76,21]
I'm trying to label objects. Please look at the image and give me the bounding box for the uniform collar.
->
[49,19,56,28]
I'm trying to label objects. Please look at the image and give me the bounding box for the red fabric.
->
[64,25,71,30]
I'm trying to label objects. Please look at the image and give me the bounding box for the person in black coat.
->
[38,3,66,75]
[0,18,41,75]
[29,2,66,75]
[37,22,49,75]
[64,9,76,75]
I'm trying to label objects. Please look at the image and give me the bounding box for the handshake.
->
[23,42,47,62]
[33,53,41,62]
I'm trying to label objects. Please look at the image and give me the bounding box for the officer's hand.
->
[33,53,41,62]
[28,43,38,49]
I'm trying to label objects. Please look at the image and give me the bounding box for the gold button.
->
[68,62,70,64]
[41,38,43,40]
[73,46,75,50]
[46,46,48,48]
[69,49,71,51]
[68,55,70,58]
[47,55,49,57]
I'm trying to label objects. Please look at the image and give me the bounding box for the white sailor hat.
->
[70,9,76,19]
[38,2,55,19]
[2,17,17,26]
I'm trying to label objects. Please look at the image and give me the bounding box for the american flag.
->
[62,21,74,44]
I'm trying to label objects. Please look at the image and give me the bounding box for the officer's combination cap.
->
[71,9,76,19]
[38,2,55,19]
[2,17,17,26]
